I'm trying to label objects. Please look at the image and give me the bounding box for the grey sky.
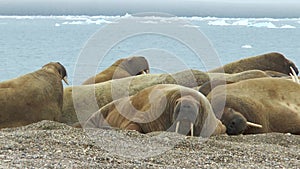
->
[0,0,300,17]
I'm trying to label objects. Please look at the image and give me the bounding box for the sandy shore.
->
[0,120,299,168]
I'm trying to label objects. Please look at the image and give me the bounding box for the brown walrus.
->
[208,52,299,75]
[207,78,300,135]
[197,69,272,96]
[62,69,210,125]
[84,84,226,137]
[82,56,150,84]
[0,62,68,129]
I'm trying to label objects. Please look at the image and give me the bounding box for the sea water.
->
[0,15,299,84]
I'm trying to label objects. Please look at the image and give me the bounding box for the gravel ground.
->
[0,120,299,168]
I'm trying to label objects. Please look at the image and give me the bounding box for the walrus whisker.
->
[190,123,194,137]
[175,121,180,133]
[290,66,299,84]
[63,77,69,85]
[246,121,262,128]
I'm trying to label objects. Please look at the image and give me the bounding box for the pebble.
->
[0,120,299,168]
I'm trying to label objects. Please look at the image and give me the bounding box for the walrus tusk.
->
[246,121,262,128]
[190,123,194,137]
[290,66,299,84]
[138,70,148,75]
[175,121,180,133]
[63,77,69,85]
[290,73,296,82]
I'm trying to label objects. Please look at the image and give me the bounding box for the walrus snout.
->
[221,108,247,135]
[288,62,299,75]
[173,98,199,136]
[174,120,195,136]
[136,69,150,75]
[225,115,247,135]
[121,56,150,76]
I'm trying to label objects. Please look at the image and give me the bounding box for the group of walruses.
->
[1,52,300,137]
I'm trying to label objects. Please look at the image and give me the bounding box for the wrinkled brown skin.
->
[207,78,300,135]
[208,52,299,75]
[82,56,150,85]
[84,84,226,137]
[62,69,210,125]
[0,62,68,129]
[199,69,272,96]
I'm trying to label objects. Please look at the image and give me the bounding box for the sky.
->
[0,0,300,17]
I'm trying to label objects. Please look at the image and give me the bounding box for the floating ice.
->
[183,24,200,28]
[85,19,113,25]
[249,22,277,28]
[62,21,85,25]
[280,25,296,29]
[232,19,249,26]
[0,15,298,29]
[55,23,60,27]
[208,20,230,26]
[241,45,252,49]
[140,20,158,24]
[62,19,113,25]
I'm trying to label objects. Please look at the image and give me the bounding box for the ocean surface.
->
[0,14,299,85]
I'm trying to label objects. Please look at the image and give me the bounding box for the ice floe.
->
[208,19,230,26]
[241,45,252,49]
[0,15,298,28]
[280,24,296,29]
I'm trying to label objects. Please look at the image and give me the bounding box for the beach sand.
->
[0,120,299,168]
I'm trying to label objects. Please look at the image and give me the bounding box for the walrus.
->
[208,52,299,75]
[84,84,226,137]
[62,69,210,125]
[197,69,272,96]
[207,78,300,135]
[82,56,150,84]
[0,62,68,128]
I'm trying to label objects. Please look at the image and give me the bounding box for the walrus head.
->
[172,95,199,136]
[42,62,69,85]
[119,56,150,76]
[221,108,247,135]
[266,52,299,75]
[221,108,262,135]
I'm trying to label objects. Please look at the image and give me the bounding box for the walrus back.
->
[0,67,64,128]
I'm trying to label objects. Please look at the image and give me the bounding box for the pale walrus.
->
[207,78,300,135]
[0,62,68,128]
[84,84,226,137]
[82,56,150,84]
[208,52,299,75]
